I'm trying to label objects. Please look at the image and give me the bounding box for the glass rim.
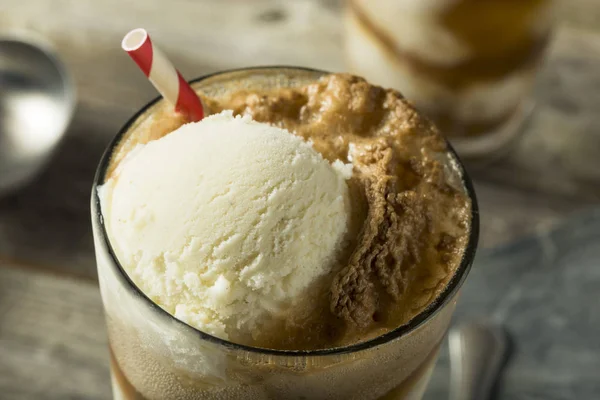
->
[92,65,480,357]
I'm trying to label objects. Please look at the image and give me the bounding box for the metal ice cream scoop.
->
[0,36,75,196]
[449,321,509,400]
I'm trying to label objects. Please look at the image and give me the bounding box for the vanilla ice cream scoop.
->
[99,111,352,340]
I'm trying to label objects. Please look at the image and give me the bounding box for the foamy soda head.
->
[92,68,475,399]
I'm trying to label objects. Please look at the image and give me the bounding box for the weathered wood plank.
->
[473,180,596,247]
[0,263,110,400]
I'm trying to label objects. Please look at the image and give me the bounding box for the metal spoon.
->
[0,36,75,196]
[449,321,509,400]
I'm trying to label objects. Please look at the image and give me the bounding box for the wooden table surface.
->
[1,1,599,399]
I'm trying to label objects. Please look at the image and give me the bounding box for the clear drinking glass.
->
[91,67,479,400]
[344,0,558,158]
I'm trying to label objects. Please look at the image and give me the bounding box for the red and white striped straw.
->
[122,28,204,122]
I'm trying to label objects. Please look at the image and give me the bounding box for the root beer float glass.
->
[92,31,479,400]
[344,0,558,158]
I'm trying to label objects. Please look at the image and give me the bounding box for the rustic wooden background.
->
[0,0,599,399]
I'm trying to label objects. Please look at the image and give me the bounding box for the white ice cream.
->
[99,111,352,340]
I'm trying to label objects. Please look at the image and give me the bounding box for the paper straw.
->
[122,28,204,122]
